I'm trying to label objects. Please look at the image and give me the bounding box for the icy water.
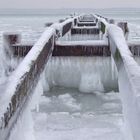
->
[32,87,123,140]
[0,15,67,44]
[0,9,139,44]
[28,56,122,140]
[100,9,140,41]
[0,9,140,140]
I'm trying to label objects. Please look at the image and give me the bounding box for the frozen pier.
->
[0,14,140,140]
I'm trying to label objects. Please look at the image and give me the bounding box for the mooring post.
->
[3,33,21,47]
[117,22,129,40]
[109,19,115,24]
[74,18,77,26]
[3,33,21,57]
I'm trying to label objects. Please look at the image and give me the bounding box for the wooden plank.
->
[53,44,110,56]
[77,22,96,27]
[71,27,100,34]
[11,45,32,57]
[11,43,140,57]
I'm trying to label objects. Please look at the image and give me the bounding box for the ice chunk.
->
[58,93,81,111]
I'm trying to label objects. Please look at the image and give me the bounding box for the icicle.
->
[45,57,118,92]
[111,54,118,81]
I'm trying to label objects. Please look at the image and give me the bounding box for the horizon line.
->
[0,7,140,10]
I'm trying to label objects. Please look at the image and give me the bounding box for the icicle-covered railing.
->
[108,25,140,140]
[95,14,140,140]
[0,27,55,140]
[0,16,76,140]
[51,17,76,37]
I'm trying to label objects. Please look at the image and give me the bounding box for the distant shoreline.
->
[0,8,139,15]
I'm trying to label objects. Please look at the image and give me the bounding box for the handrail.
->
[95,14,140,140]
[0,27,55,140]
[108,25,140,140]
[0,16,76,140]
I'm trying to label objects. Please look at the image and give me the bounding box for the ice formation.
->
[44,57,118,92]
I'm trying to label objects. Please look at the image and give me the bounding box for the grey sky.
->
[0,0,140,9]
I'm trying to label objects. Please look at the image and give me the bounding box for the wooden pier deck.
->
[0,14,140,140]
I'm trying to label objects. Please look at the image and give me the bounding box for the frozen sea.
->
[33,88,123,140]
[0,8,140,140]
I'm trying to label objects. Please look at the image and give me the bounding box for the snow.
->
[56,40,108,46]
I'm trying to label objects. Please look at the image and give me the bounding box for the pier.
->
[0,14,140,140]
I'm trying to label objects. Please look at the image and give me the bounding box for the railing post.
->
[117,22,129,40]
[3,33,21,47]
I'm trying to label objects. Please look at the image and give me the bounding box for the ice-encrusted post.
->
[3,33,21,47]
[3,33,21,56]
[117,22,129,40]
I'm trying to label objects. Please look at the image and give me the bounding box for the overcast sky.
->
[0,0,140,9]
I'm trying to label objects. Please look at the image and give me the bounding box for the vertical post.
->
[3,32,21,57]
[3,32,21,47]
[109,19,115,24]
[74,18,77,26]
[117,22,129,40]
